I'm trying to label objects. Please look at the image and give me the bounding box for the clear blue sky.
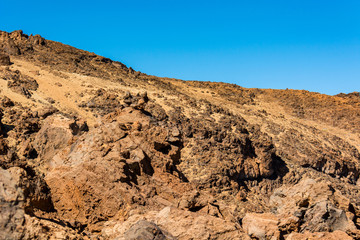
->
[1,1,359,95]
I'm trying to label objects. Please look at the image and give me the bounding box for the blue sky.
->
[1,1,359,95]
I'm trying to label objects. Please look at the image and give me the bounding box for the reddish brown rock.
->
[0,30,359,239]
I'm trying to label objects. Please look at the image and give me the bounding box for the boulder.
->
[3,69,39,98]
[124,220,170,240]
[242,213,281,240]
[301,201,349,232]
[269,178,355,233]
[33,114,86,163]
[0,53,10,66]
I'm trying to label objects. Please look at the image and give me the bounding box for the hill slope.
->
[0,30,360,239]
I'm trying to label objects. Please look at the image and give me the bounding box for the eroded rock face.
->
[0,53,11,66]
[0,168,25,240]
[179,115,278,185]
[0,88,358,239]
[103,207,248,240]
[40,102,288,233]
[3,38,21,56]
[0,167,81,240]
[242,178,359,239]
[42,107,182,231]
[33,114,87,163]
[0,30,360,239]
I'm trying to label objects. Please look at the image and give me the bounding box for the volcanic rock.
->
[124,220,173,240]
[0,30,359,239]
[0,53,10,66]
[0,168,25,240]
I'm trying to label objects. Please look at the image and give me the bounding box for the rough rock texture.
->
[0,68,39,98]
[124,220,173,240]
[0,30,359,239]
[286,231,353,240]
[102,207,248,240]
[0,167,25,240]
[0,53,11,66]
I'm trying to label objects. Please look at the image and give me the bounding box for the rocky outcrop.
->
[42,107,180,231]
[0,68,38,98]
[241,178,359,239]
[0,167,25,240]
[0,53,10,66]
[33,99,286,236]
[103,207,248,240]
[0,30,359,239]
[33,114,87,163]
[0,167,76,240]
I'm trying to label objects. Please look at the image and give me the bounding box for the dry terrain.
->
[1,30,360,239]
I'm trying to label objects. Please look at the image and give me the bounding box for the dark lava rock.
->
[0,53,11,66]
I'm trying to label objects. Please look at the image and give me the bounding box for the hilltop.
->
[1,30,360,239]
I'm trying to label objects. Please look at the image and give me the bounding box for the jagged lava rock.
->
[0,30,359,239]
